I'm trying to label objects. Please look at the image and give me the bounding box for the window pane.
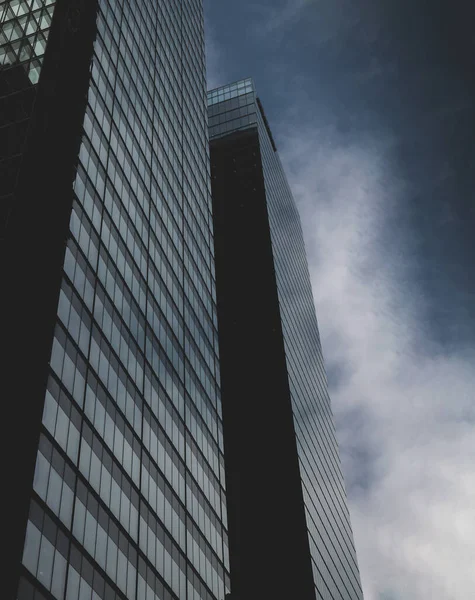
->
[22,521,41,575]
[37,535,55,590]
[66,567,80,600]
[51,551,67,599]
[33,452,49,500]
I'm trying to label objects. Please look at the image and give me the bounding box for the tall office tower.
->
[208,79,364,600]
[3,2,229,600]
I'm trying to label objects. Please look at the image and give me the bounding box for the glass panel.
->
[22,521,41,575]
[37,535,55,589]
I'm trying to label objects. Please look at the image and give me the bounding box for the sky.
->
[204,1,475,599]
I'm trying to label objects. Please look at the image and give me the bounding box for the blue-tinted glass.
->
[16,1,229,599]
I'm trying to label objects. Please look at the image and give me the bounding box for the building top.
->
[207,78,255,106]
[207,77,278,151]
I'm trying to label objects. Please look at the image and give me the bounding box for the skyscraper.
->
[208,79,364,600]
[3,2,229,600]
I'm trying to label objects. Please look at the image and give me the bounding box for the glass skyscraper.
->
[209,79,363,600]
[3,2,229,600]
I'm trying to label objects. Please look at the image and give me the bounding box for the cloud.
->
[249,0,366,46]
[251,0,308,35]
[204,16,225,90]
[278,124,475,600]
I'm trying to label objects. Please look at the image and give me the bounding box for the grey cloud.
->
[277,123,475,600]
[250,0,307,35]
[248,0,386,60]
[204,18,226,90]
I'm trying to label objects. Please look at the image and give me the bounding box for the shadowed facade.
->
[209,79,364,600]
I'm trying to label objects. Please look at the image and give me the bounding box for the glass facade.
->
[0,0,57,231]
[208,79,363,600]
[207,78,256,139]
[13,1,229,600]
[0,0,56,84]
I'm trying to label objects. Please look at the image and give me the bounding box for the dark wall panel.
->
[211,129,316,600]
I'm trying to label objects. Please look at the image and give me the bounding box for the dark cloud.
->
[288,0,475,349]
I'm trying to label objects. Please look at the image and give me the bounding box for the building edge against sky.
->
[3,2,229,600]
[208,78,364,600]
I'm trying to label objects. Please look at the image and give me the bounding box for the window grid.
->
[17,0,229,599]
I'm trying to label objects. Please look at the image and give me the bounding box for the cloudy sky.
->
[204,1,475,598]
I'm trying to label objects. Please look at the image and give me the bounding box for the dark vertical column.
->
[210,129,316,600]
[0,65,36,236]
[1,2,99,598]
